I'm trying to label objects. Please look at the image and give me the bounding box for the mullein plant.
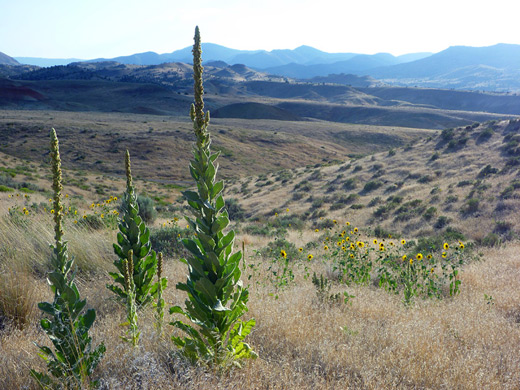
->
[170,26,256,368]
[108,150,165,309]
[155,252,166,335]
[121,249,140,346]
[30,129,105,389]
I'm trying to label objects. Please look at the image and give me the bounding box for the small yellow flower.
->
[349,253,355,258]
[337,241,341,246]
[442,252,447,258]
[401,239,406,245]
[307,254,313,260]
[431,268,435,273]
[354,227,358,232]
[65,194,69,198]
[416,253,423,261]
[345,236,350,241]
[83,215,87,219]
[49,198,52,202]
[443,243,449,250]
[280,250,287,258]
[324,245,329,250]
[275,212,278,217]
[163,223,166,227]
[345,221,350,226]
[114,197,117,201]
[410,258,414,265]
[357,241,364,248]
[299,247,303,252]
[373,239,378,245]
[402,255,407,261]
[333,220,337,224]
[341,246,346,251]
[50,209,55,214]
[286,208,289,212]
[74,210,77,215]
[315,229,319,232]
[74,220,78,224]
[100,214,104,218]
[177,233,181,238]
[459,243,465,249]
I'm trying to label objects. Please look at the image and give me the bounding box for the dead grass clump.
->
[0,265,39,330]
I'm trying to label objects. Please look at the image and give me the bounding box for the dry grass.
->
[0,109,433,184]
[0,265,40,330]
[2,116,520,388]
[0,217,519,389]
[230,119,520,243]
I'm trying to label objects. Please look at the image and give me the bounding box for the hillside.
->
[0,52,19,66]
[2,61,519,130]
[368,44,520,91]
[226,118,520,245]
[0,110,433,183]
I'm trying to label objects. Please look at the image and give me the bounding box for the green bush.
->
[137,194,157,224]
[362,180,383,193]
[225,198,246,221]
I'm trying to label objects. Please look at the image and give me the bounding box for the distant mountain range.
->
[4,43,520,92]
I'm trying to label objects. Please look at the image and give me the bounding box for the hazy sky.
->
[1,0,519,59]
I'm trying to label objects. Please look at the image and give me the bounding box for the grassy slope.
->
[1,116,520,388]
[0,109,433,184]
[229,119,520,244]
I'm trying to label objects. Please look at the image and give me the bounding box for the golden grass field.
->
[0,111,520,389]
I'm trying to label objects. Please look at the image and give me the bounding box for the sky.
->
[1,0,520,59]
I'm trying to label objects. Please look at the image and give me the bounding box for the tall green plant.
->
[170,26,256,368]
[30,129,105,390]
[121,249,140,346]
[108,150,164,308]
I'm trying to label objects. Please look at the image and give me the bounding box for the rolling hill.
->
[0,52,19,66]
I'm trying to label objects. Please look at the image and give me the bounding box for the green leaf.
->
[212,300,230,312]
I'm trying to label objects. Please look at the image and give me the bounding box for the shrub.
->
[434,216,451,229]
[441,128,455,141]
[137,195,157,224]
[463,198,480,214]
[225,198,245,221]
[423,206,437,221]
[342,178,357,190]
[481,233,500,247]
[368,197,382,207]
[477,127,494,142]
[363,180,383,193]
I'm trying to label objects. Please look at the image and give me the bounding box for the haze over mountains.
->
[3,42,520,92]
[2,42,520,131]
